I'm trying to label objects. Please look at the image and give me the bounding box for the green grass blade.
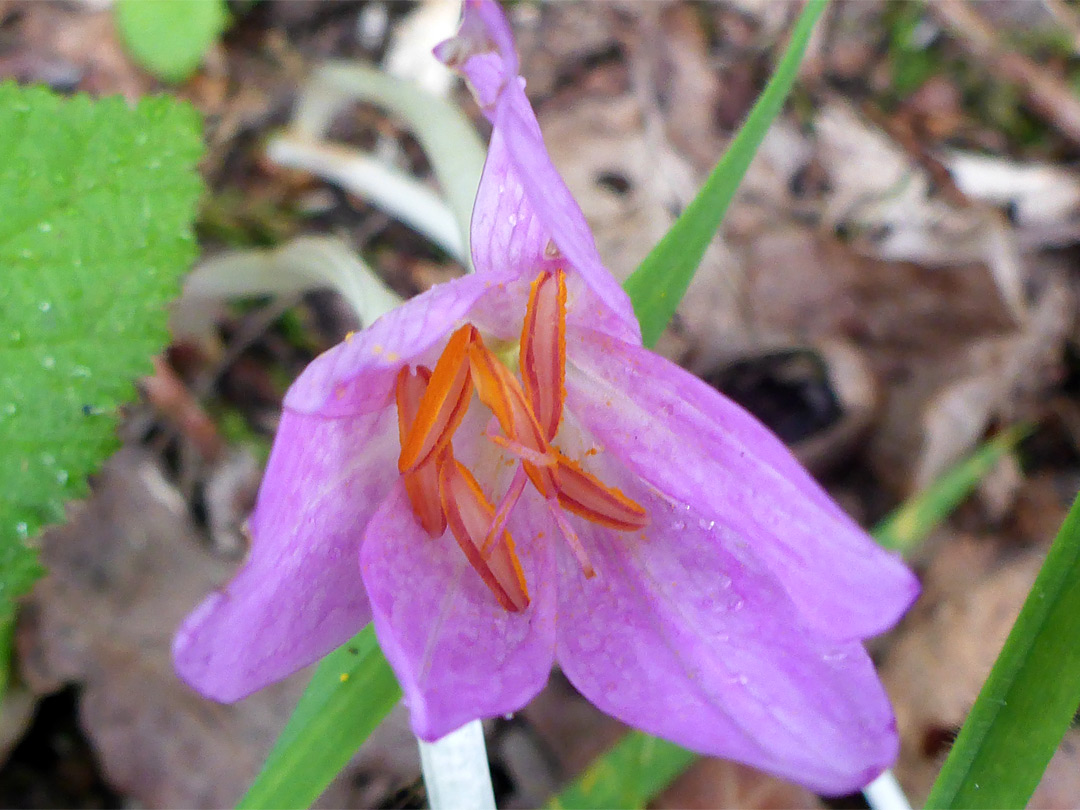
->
[237,626,402,809]
[547,734,695,810]
[622,0,827,348]
[924,491,1080,809]
[548,429,1024,809]
[873,426,1028,553]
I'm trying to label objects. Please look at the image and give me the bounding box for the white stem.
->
[418,720,496,810]
[863,770,913,810]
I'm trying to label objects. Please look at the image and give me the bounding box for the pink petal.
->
[360,482,557,740]
[285,270,522,418]
[438,0,640,344]
[565,328,919,640]
[555,484,899,796]
[433,0,517,110]
[173,406,398,701]
[475,81,640,344]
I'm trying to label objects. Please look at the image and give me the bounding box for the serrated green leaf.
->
[237,626,403,809]
[622,0,827,348]
[0,84,203,626]
[925,490,1080,809]
[116,0,229,83]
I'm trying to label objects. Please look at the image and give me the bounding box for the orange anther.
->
[521,270,567,441]
[439,457,530,612]
[399,325,476,473]
[467,334,558,496]
[553,452,649,531]
[396,366,447,537]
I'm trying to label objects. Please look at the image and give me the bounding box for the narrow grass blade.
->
[924,491,1080,809]
[622,0,827,348]
[873,426,1028,553]
[237,626,402,809]
[547,734,695,810]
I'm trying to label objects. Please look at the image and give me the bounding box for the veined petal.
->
[555,487,899,796]
[360,483,556,740]
[465,70,640,344]
[565,329,919,641]
[433,0,518,110]
[174,406,398,701]
[285,270,520,418]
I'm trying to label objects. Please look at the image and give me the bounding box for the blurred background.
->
[2,0,1080,807]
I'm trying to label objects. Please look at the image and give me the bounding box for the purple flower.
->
[174,0,918,795]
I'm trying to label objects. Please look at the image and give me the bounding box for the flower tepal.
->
[173,0,919,795]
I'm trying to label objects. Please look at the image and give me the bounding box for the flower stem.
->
[418,720,496,810]
[863,770,912,810]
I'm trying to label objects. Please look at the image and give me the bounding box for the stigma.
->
[394,269,648,611]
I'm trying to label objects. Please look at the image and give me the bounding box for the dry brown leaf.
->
[8,4,153,99]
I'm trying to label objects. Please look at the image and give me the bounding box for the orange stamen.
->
[553,452,649,531]
[521,270,567,441]
[399,325,476,473]
[439,457,530,612]
[467,334,558,497]
[395,366,447,537]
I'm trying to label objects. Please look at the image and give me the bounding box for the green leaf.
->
[238,626,403,809]
[925,491,1080,809]
[873,426,1029,553]
[547,734,695,810]
[116,0,229,83]
[622,0,828,348]
[0,84,203,626]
